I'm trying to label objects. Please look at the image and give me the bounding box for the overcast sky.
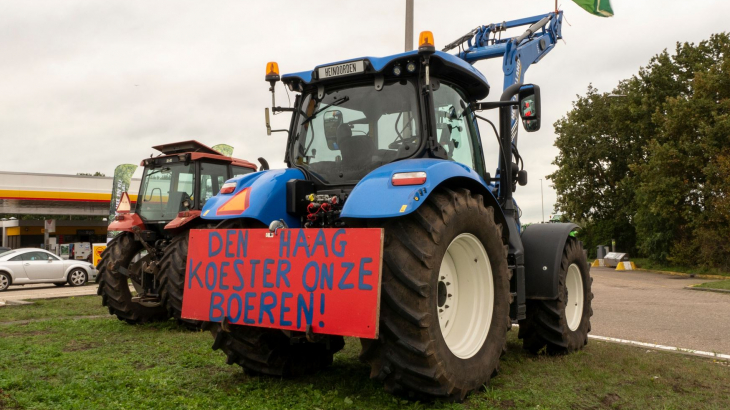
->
[1,0,728,223]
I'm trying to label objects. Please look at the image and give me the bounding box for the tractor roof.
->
[153,140,221,155]
[282,50,490,100]
[145,140,257,169]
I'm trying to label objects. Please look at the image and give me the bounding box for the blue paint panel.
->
[201,168,305,228]
[340,159,496,219]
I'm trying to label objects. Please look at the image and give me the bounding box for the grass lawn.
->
[632,258,730,277]
[1,297,729,409]
[0,296,104,323]
[693,279,730,291]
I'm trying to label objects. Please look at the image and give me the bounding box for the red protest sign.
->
[181,228,383,339]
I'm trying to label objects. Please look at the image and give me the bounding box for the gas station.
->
[0,170,139,260]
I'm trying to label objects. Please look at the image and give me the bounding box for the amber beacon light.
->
[418,31,435,53]
[265,62,280,82]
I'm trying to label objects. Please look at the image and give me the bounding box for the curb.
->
[0,299,35,306]
[685,286,730,294]
[0,315,111,326]
[0,293,98,305]
[633,268,727,281]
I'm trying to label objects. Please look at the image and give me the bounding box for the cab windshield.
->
[137,162,195,221]
[292,79,421,184]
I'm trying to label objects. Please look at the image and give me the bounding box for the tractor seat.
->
[337,124,374,170]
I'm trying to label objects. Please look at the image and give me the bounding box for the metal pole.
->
[540,178,545,223]
[405,0,414,52]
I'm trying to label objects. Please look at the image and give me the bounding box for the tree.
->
[550,33,730,267]
[77,172,106,177]
[548,80,648,256]
[632,33,730,268]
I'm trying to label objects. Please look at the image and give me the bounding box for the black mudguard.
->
[521,223,579,300]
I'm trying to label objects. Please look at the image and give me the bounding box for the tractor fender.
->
[340,159,507,230]
[164,210,201,231]
[107,213,146,232]
[200,168,305,228]
[521,222,579,300]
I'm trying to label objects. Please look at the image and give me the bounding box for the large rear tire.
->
[518,237,593,354]
[158,230,201,330]
[359,187,511,401]
[210,324,345,377]
[97,232,169,324]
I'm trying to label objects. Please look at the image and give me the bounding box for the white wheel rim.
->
[0,275,8,290]
[437,233,494,359]
[565,263,584,331]
[71,270,86,286]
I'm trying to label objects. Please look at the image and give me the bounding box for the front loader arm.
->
[445,11,563,146]
[444,11,563,204]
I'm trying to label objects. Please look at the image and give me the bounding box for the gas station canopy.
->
[0,170,139,216]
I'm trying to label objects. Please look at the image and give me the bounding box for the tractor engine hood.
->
[200,168,305,228]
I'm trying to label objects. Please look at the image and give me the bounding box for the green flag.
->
[212,144,234,157]
[572,0,613,17]
[108,163,138,235]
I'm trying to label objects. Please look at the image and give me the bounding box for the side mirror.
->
[265,108,272,136]
[518,84,541,132]
[323,110,344,150]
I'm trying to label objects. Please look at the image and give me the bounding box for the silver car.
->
[0,248,98,291]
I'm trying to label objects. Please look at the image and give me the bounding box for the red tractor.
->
[97,141,260,326]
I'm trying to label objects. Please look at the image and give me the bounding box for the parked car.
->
[0,248,97,291]
[0,247,10,254]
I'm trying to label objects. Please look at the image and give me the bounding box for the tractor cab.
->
[277,46,493,188]
[110,140,258,238]
[253,33,540,228]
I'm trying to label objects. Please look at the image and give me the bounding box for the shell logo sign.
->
[93,243,107,267]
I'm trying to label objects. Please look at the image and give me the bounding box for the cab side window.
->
[10,255,23,262]
[433,82,477,170]
[200,162,229,206]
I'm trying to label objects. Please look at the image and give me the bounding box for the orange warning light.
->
[265,62,280,82]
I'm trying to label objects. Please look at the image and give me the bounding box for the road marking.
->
[511,324,730,360]
[589,334,730,360]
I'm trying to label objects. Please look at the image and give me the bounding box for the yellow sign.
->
[92,243,107,267]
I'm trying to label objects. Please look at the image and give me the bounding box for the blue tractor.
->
[183,11,592,401]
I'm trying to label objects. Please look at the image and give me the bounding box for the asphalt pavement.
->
[590,267,730,355]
